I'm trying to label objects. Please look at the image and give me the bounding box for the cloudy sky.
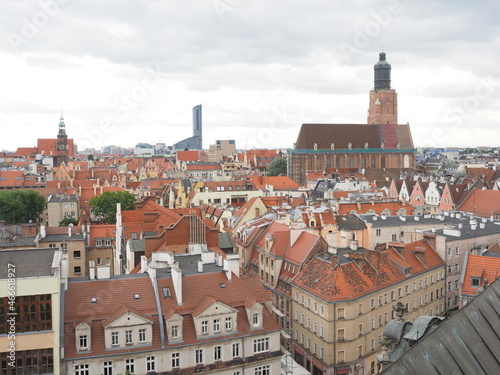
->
[0,0,498,152]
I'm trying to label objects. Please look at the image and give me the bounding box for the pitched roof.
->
[381,277,500,375]
[293,240,443,302]
[461,253,500,297]
[295,124,414,150]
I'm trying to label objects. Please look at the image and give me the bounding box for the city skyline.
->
[0,1,499,152]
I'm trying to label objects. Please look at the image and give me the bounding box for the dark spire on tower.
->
[374,51,391,90]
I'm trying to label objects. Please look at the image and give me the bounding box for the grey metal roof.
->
[218,232,235,250]
[129,239,145,252]
[336,215,367,230]
[0,248,58,278]
[381,277,500,375]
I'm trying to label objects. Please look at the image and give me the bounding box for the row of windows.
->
[0,295,52,334]
[201,317,234,334]
[74,341,270,374]
[294,311,325,337]
[295,292,325,316]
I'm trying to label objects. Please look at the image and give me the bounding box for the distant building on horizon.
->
[173,104,203,150]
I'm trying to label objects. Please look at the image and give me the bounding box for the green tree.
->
[87,154,94,161]
[59,215,79,226]
[267,157,287,176]
[90,191,136,224]
[0,190,45,224]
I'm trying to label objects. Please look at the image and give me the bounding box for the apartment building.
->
[0,248,66,375]
[291,240,445,375]
[62,252,282,374]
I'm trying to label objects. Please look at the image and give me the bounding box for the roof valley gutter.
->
[151,273,165,348]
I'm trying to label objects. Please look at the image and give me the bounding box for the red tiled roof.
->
[293,239,443,301]
[295,124,413,150]
[462,254,500,297]
[456,189,500,218]
[102,304,154,327]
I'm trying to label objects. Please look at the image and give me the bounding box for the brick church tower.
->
[55,113,69,167]
[367,51,398,124]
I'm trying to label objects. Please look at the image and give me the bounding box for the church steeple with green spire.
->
[58,111,67,136]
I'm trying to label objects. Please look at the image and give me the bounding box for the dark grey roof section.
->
[129,239,145,252]
[0,248,57,278]
[218,232,235,250]
[40,233,85,243]
[156,254,224,278]
[381,277,500,375]
[336,215,367,230]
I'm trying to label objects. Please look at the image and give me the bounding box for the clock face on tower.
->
[58,142,66,150]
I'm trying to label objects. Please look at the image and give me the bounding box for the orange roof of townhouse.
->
[186,162,222,171]
[293,239,443,302]
[88,224,116,246]
[338,201,414,216]
[456,189,500,218]
[14,147,37,157]
[249,176,299,190]
[465,167,495,183]
[177,150,200,162]
[461,253,500,298]
[0,170,24,188]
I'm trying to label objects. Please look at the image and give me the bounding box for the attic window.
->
[91,298,97,304]
[471,277,481,288]
[220,283,226,289]
[134,294,140,300]
[163,287,172,298]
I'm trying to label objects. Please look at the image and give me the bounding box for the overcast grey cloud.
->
[0,0,498,152]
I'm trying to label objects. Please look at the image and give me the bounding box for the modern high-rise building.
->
[173,104,203,150]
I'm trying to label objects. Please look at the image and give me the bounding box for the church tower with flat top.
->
[368,51,398,124]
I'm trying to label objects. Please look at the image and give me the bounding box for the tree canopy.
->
[0,190,45,224]
[267,157,287,176]
[59,216,79,226]
[89,191,136,224]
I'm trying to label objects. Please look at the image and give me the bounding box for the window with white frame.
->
[226,317,232,331]
[214,345,222,361]
[253,313,259,326]
[111,332,119,346]
[320,325,324,337]
[201,320,208,334]
[103,361,112,375]
[171,352,180,368]
[75,364,89,375]
[376,229,381,236]
[79,335,88,350]
[125,359,134,374]
[195,349,204,364]
[320,305,325,317]
[255,365,270,375]
[253,337,270,353]
[139,328,146,343]
[171,325,179,339]
[146,356,155,372]
[232,342,240,357]
[125,330,133,345]
[214,319,221,333]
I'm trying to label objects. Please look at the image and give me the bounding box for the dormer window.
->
[253,313,259,326]
[471,277,481,288]
[201,320,208,334]
[225,317,232,331]
[75,322,91,352]
[111,332,119,346]
[79,335,88,350]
